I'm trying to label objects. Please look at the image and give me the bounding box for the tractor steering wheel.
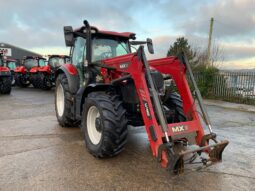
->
[100,52,112,59]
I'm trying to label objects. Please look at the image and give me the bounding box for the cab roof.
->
[7,58,17,62]
[74,26,136,40]
[23,56,46,60]
[48,55,70,58]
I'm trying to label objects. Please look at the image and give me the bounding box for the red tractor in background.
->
[0,53,12,94]
[36,55,70,90]
[55,20,228,174]
[6,58,17,86]
[15,56,46,88]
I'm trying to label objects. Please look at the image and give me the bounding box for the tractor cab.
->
[63,21,153,87]
[6,59,17,71]
[64,23,135,86]
[6,59,17,86]
[23,56,46,71]
[48,55,70,70]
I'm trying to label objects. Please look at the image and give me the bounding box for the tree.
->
[192,41,224,68]
[166,37,196,63]
[167,37,224,69]
[166,37,224,98]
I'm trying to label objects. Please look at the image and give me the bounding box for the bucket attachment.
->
[208,140,229,162]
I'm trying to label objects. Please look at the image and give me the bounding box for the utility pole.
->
[207,17,214,67]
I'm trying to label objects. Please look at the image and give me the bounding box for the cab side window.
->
[72,37,86,66]
[72,37,86,86]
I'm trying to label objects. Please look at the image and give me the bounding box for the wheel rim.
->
[56,83,65,117]
[87,106,102,145]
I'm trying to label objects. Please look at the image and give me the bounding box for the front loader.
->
[55,20,228,174]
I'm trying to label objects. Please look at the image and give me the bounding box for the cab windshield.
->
[39,59,46,67]
[7,61,16,70]
[92,37,130,62]
[48,57,65,68]
[24,59,37,69]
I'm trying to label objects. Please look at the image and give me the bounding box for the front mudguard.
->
[56,65,79,94]
[75,84,114,120]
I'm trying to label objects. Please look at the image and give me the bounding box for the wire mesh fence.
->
[189,71,255,105]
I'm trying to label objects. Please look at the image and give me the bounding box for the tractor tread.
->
[0,76,12,94]
[30,74,41,89]
[15,74,30,87]
[83,91,128,158]
[39,73,52,90]
[164,92,186,122]
[55,73,79,127]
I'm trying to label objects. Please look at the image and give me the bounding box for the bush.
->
[189,66,219,98]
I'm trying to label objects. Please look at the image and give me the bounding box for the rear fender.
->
[0,67,11,76]
[75,84,114,120]
[14,66,26,74]
[30,67,39,73]
[38,65,51,74]
[55,64,79,94]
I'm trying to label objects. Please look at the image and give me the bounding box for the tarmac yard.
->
[0,87,255,191]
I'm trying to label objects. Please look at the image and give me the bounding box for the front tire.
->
[0,76,12,94]
[163,92,186,123]
[82,92,128,158]
[55,73,79,127]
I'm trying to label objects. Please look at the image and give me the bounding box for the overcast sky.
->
[1,0,255,69]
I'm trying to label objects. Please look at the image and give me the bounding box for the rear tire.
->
[82,92,128,158]
[55,73,79,127]
[163,92,186,122]
[15,74,30,87]
[0,76,12,94]
[31,74,41,88]
[40,73,52,90]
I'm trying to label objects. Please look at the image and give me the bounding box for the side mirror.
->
[146,38,154,54]
[64,26,74,47]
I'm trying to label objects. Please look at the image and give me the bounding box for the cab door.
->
[71,36,86,87]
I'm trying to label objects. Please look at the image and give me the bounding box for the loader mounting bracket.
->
[200,133,217,147]
[157,143,184,174]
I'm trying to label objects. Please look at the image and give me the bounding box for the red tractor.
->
[36,55,70,90]
[15,56,46,88]
[55,20,228,174]
[0,53,12,94]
